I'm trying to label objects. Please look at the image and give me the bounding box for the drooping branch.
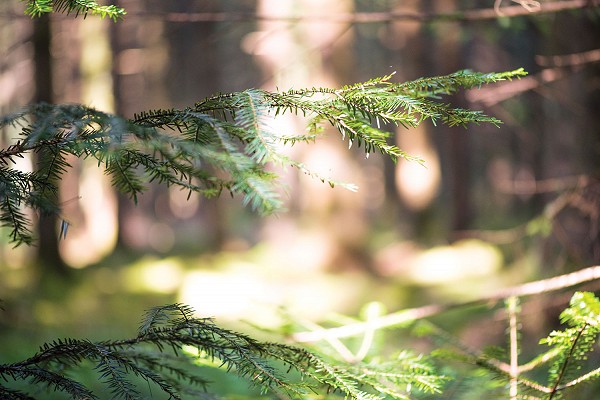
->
[0,69,525,246]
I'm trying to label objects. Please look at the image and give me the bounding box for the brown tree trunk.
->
[32,14,69,275]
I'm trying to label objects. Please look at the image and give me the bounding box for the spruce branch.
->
[0,70,525,246]
[0,303,448,399]
[547,322,588,400]
[541,291,600,399]
[22,0,126,20]
[412,291,600,399]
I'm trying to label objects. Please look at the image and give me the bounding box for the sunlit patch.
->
[80,16,114,111]
[395,126,440,211]
[178,252,369,327]
[179,268,271,321]
[405,239,503,285]
[60,164,118,269]
[121,257,184,294]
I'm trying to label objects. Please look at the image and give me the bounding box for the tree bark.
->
[32,14,69,275]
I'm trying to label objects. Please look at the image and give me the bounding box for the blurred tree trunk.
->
[110,0,144,253]
[109,0,229,253]
[163,1,226,251]
[32,14,69,274]
[428,0,471,233]
[539,12,600,267]
[375,0,443,239]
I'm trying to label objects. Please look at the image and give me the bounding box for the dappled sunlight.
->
[121,257,185,294]
[375,239,504,299]
[177,243,373,327]
[178,267,369,327]
[0,247,34,291]
[60,164,118,269]
[395,125,441,211]
[0,244,30,271]
[57,15,117,268]
[407,239,501,281]
[252,0,354,90]
[402,239,503,296]
[298,139,368,211]
[80,17,114,111]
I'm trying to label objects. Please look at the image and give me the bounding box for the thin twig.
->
[548,323,588,399]
[354,303,379,362]
[422,319,553,394]
[455,176,594,244]
[467,50,600,107]
[557,366,600,390]
[297,319,357,363]
[518,347,562,373]
[135,0,592,24]
[536,49,600,68]
[293,265,600,342]
[508,296,520,399]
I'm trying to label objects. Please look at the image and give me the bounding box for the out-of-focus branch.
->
[129,0,595,23]
[293,265,600,343]
[455,175,597,244]
[535,48,600,68]
[494,174,590,196]
[496,0,542,16]
[467,49,600,107]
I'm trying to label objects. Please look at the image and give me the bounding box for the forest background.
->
[0,0,599,398]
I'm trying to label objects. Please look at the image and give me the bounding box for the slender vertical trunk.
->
[429,0,471,233]
[32,14,69,274]
[109,3,126,252]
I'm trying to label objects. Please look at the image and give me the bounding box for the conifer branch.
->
[547,322,588,400]
[415,291,600,399]
[0,303,447,399]
[22,0,125,20]
[541,291,600,399]
[0,70,525,246]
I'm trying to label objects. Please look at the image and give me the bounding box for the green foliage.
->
[341,351,447,399]
[0,70,525,247]
[21,0,125,20]
[540,291,600,399]
[0,303,446,399]
[413,291,600,399]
